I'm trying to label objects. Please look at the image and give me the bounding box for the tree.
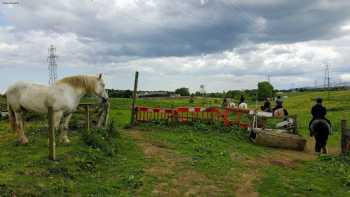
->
[258,81,274,101]
[175,87,190,96]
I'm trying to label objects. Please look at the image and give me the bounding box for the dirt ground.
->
[127,130,327,197]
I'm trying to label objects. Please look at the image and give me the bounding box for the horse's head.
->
[94,73,109,103]
[57,74,109,103]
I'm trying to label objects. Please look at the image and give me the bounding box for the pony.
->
[5,74,108,144]
[238,102,248,109]
[273,108,286,118]
[310,119,331,154]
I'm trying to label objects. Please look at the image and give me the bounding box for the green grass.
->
[0,121,145,196]
[257,156,350,197]
[1,90,350,196]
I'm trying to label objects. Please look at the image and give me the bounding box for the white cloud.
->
[340,74,350,82]
[0,0,350,91]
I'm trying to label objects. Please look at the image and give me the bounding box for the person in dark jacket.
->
[275,95,283,104]
[309,97,332,154]
[239,95,245,105]
[309,97,331,130]
[261,97,272,112]
[272,99,288,120]
[222,98,228,108]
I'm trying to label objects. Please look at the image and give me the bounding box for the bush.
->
[81,121,119,156]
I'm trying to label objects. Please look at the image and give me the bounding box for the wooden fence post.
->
[292,115,298,134]
[130,71,139,125]
[48,107,56,160]
[86,105,90,131]
[341,120,350,155]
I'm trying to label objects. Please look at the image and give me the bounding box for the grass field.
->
[0,90,349,196]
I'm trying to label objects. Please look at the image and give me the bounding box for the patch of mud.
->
[231,138,321,197]
[234,170,259,197]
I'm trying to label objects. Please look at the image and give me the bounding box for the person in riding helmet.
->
[309,97,332,154]
[309,97,332,131]
[222,97,228,108]
[261,97,272,112]
[272,99,288,120]
[239,95,245,105]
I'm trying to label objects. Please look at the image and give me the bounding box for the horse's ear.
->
[98,73,103,80]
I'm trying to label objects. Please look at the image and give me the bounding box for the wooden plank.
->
[48,107,56,160]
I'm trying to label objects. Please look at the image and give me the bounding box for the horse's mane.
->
[56,75,97,94]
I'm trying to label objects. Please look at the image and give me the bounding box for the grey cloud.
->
[3,0,350,58]
[1,0,350,91]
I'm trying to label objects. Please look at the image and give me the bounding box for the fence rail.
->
[0,103,7,112]
[135,106,251,128]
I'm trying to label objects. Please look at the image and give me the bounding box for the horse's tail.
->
[8,104,17,132]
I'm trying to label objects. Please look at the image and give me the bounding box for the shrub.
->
[81,121,119,156]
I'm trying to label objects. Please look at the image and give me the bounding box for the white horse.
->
[5,74,108,144]
[238,102,248,109]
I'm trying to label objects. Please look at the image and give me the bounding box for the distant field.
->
[0,90,349,196]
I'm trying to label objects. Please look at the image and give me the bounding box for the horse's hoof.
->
[59,137,70,144]
[19,137,29,145]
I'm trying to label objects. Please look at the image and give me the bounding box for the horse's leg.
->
[52,111,63,135]
[322,146,328,154]
[8,105,17,132]
[59,113,72,144]
[321,132,329,154]
[14,111,28,144]
[314,135,322,154]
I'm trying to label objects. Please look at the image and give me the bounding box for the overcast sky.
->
[1,0,350,92]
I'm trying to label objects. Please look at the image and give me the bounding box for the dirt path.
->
[127,129,325,197]
[128,130,224,196]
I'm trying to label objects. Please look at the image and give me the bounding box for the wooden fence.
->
[0,103,7,112]
[134,106,252,129]
[341,120,350,155]
[48,102,108,160]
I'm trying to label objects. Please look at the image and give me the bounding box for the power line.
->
[47,45,58,86]
[324,64,330,89]
[324,64,331,99]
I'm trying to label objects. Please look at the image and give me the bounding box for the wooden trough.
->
[249,128,307,151]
